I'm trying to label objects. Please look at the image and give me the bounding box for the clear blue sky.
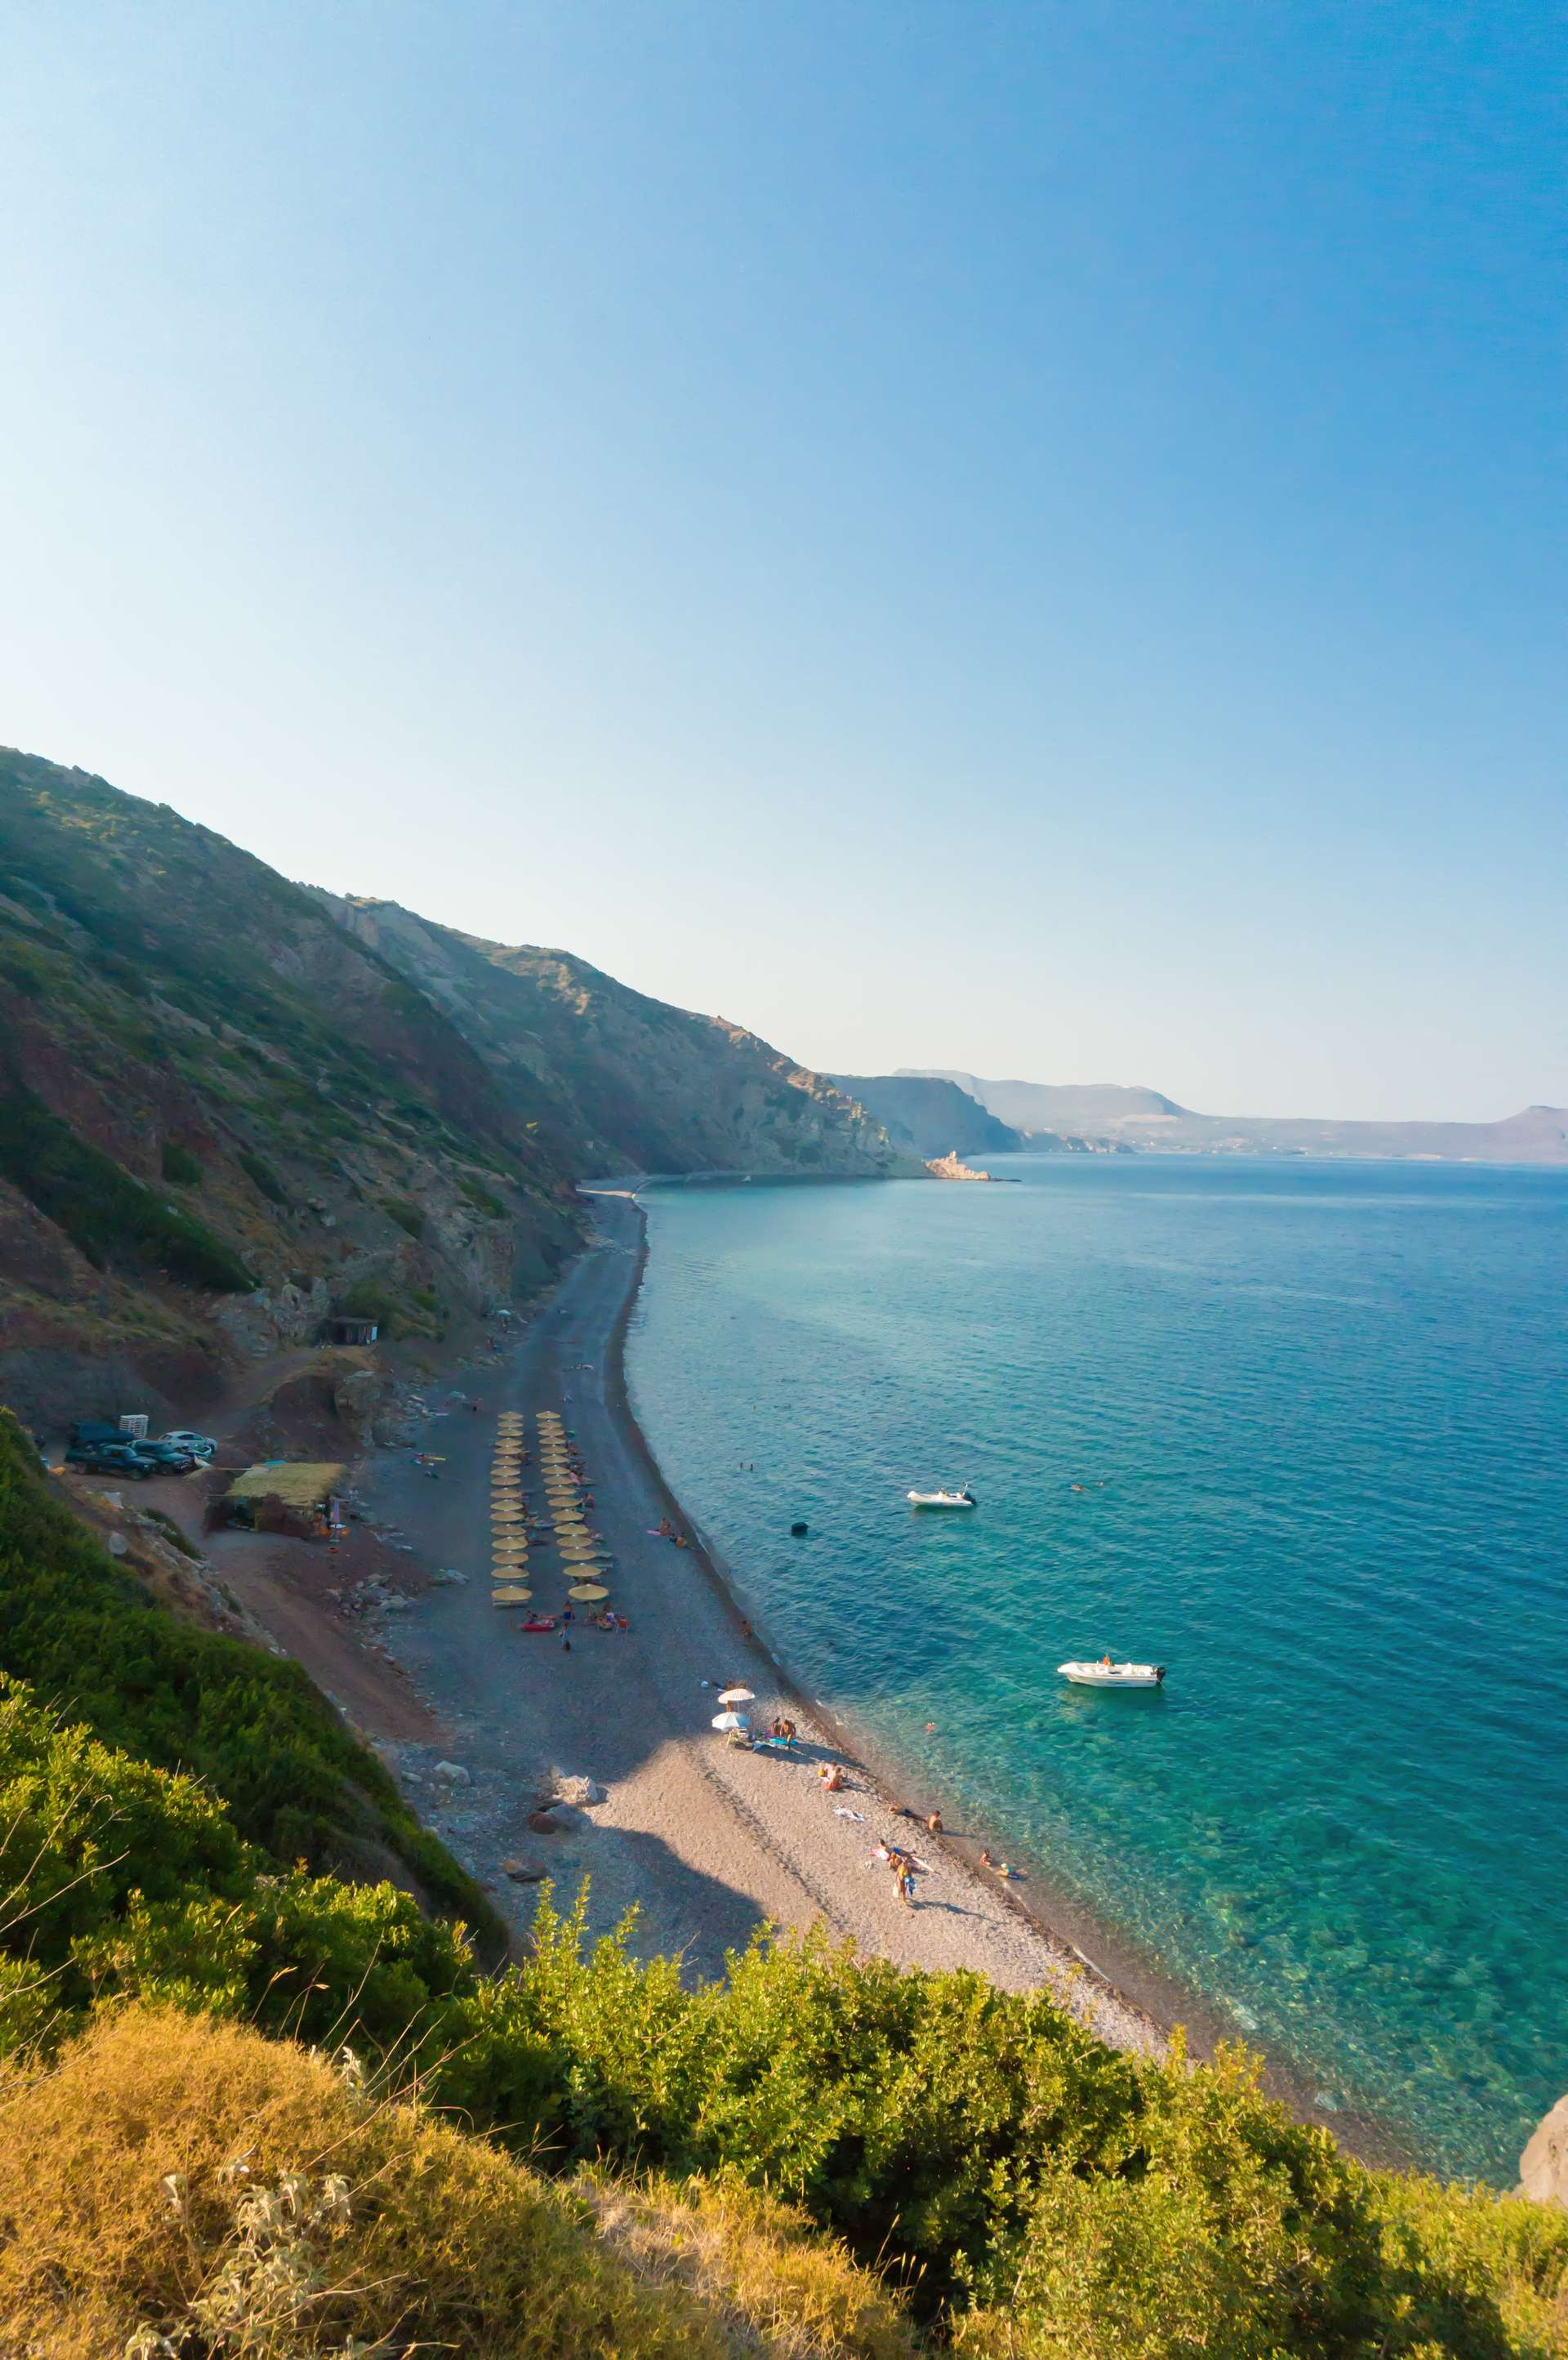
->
[2,2,1562,1120]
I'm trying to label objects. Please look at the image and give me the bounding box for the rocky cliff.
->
[830,1073,1022,1158]
[0,752,913,1425]
[0,750,584,1426]
[314,897,918,1181]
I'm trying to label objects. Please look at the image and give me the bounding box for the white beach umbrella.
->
[717,1686,756,1706]
[710,1711,750,1733]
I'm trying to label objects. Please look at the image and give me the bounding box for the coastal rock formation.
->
[831,1072,1022,1158]
[313,894,920,1181]
[1520,2091,1568,2209]
[926,1150,1000,1182]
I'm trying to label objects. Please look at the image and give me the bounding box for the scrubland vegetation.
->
[0,1410,1564,2355]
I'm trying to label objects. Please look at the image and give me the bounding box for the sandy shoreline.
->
[292,1189,1399,2164]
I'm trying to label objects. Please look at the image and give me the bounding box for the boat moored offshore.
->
[1058,1658,1166,1689]
[907,1486,977,1509]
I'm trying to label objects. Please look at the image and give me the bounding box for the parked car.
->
[125,1440,200,1474]
[66,1443,153,1480]
[157,1430,217,1460]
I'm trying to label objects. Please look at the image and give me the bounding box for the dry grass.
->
[577,2167,922,2360]
[0,2007,915,2358]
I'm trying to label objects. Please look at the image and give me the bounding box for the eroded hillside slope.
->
[317,894,918,1178]
[0,750,584,1424]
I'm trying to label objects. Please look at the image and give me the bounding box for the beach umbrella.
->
[710,1711,749,1733]
[568,1582,609,1602]
[717,1686,756,1706]
[492,1586,534,1606]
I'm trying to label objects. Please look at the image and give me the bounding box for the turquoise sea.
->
[625,1156,1568,2184]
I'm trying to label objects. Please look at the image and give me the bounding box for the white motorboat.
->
[907,1486,977,1509]
[1058,1659,1166,1689]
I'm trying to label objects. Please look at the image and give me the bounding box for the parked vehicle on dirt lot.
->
[67,1444,153,1479]
[157,1430,217,1460]
[125,1440,200,1473]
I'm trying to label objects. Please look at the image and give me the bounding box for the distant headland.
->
[893,1071,1568,1165]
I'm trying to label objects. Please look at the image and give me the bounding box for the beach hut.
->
[223,1462,347,1537]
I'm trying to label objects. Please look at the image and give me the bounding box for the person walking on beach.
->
[894,1856,916,1910]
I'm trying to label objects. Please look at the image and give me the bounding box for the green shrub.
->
[460,1172,510,1219]
[0,1085,254,1291]
[0,1414,496,1943]
[383,1195,424,1239]
[432,1897,1568,2359]
[160,1140,203,1185]
[238,1147,288,1203]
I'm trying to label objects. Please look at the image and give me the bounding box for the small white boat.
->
[1058,1659,1166,1689]
[907,1487,977,1509]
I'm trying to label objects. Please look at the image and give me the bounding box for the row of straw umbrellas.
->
[490,1408,615,1618]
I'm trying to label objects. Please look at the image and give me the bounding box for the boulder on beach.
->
[1519,2091,1568,2209]
[433,1761,471,1787]
[551,1773,606,1807]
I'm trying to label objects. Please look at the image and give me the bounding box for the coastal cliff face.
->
[831,1073,1023,1158]
[0,750,584,1425]
[314,897,919,1181]
[0,751,913,1421]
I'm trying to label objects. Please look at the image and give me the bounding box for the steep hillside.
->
[316,896,918,1179]
[831,1073,1023,1157]
[911,1071,1568,1161]
[0,749,584,1425]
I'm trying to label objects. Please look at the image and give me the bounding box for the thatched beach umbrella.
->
[568,1583,609,1604]
[491,1585,533,1606]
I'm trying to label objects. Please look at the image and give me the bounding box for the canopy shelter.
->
[492,1586,534,1606]
[568,1582,609,1602]
[223,1462,347,1534]
[717,1686,756,1706]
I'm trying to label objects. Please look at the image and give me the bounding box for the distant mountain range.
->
[902,1072,1568,1163]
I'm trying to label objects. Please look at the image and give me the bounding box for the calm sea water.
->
[624,1156,1568,2183]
